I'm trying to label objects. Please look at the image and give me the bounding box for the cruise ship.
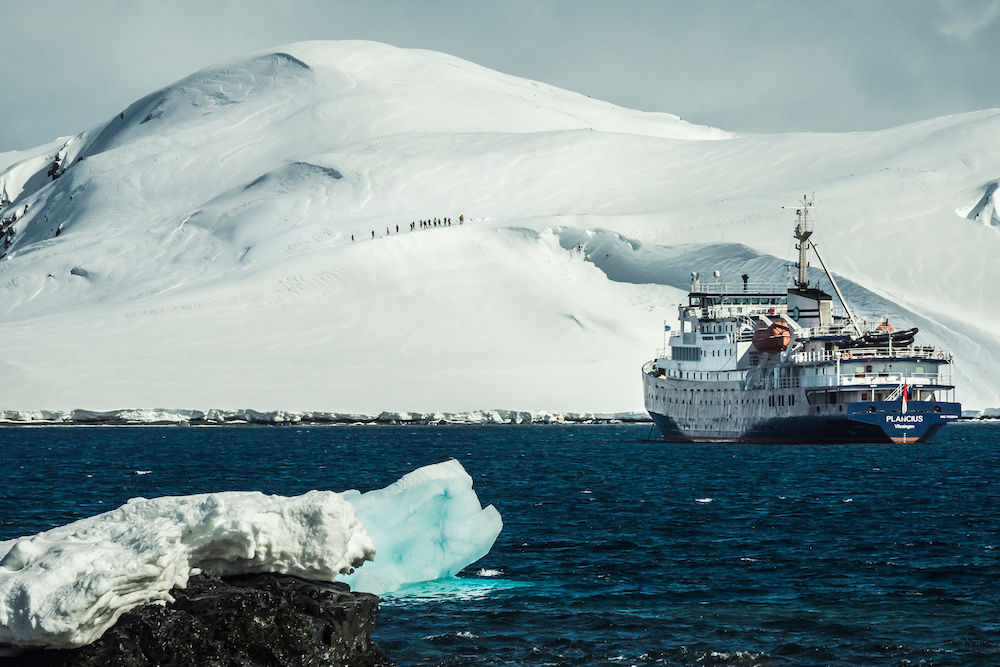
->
[642,197,961,443]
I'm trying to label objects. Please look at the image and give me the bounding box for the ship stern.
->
[846,400,961,444]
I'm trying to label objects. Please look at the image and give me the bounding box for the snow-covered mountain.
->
[1,40,997,412]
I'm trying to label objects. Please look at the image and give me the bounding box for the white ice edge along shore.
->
[0,408,994,423]
[0,408,654,425]
[0,459,502,649]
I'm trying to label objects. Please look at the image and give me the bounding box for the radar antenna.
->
[781,195,813,290]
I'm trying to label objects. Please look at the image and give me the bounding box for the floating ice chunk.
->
[694,497,713,504]
[339,459,503,595]
[0,490,373,649]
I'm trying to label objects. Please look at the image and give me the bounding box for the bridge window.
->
[672,346,701,362]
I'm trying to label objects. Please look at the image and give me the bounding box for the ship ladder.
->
[885,382,906,402]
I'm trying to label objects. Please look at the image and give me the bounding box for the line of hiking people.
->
[354,214,466,242]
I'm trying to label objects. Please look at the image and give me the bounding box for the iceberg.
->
[0,460,501,649]
[339,459,503,595]
[0,490,372,649]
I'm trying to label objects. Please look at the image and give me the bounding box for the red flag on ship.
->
[901,382,908,414]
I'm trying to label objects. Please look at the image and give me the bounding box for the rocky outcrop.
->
[4,573,392,666]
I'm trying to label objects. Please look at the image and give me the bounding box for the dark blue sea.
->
[2,423,1000,666]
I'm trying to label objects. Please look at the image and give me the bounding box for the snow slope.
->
[0,40,996,411]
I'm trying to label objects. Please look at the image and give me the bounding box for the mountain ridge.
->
[0,40,997,411]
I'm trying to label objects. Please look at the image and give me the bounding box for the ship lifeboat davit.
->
[752,321,792,352]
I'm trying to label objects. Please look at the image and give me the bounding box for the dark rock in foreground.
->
[5,572,392,666]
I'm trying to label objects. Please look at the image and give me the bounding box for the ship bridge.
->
[686,282,788,321]
[663,282,792,375]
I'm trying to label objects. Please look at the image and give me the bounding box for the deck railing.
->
[689,281,788,295]
[790,346,952,364]
[799,372,951,389]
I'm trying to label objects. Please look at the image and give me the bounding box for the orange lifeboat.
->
[752,321,792,352]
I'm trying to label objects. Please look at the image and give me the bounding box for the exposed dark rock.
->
[47,157,63,181]
[4,572,392,666]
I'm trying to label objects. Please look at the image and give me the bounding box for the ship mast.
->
[786,195,864,337]
[793,195,813,289]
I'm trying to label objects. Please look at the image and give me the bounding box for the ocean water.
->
[2,422,999,666]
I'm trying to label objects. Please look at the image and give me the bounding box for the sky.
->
[3,0,1000,151]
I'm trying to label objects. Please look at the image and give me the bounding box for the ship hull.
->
[643,371,959,444]
[648,408,948,443]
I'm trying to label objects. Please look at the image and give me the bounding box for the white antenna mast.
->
[781,194,813,290]
[782,195,864,336]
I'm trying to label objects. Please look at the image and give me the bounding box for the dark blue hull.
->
[649,400,960,444]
